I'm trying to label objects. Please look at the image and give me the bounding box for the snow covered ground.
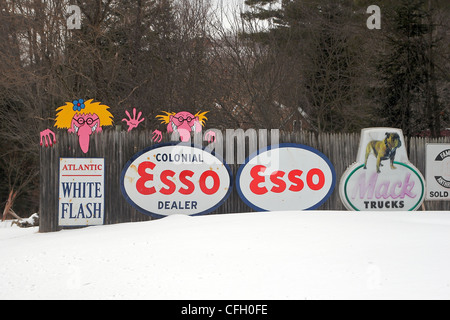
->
[1,211,450,300]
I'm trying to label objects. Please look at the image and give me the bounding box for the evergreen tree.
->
[242,0,370,132]
[377,0,442,137]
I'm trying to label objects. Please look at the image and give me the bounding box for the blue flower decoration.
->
[72,99,86,112]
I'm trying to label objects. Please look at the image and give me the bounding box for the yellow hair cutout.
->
[54,99,114,129]
[195,111,209,127]
[156,111,176,125]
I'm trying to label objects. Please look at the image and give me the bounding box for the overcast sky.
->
[206,0,246,31]
[209,0,278,31]
[210,0,248,17]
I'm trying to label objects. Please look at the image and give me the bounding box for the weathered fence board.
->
[39,130,450,232]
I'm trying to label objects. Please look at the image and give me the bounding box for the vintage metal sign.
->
[59,158,105,226]
[340,128,425,211]
[121,143,233,218]
[236,144,336,211]
[426,144,450,200]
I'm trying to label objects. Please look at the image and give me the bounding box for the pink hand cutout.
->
[204,130,216,143]
[122,108,145,132]
[40,129,56,147]
[152,130,162,143]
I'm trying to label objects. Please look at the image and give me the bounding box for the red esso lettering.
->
[199,170,221,195]
[136,161,156,195]
[249,165,325,195]
[136,161,220,196]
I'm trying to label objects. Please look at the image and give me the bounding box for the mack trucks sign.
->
[426,144,450,200]
[59,158,105,226]
[340,128,425,211]
[121,143,233,218]
[236,144,336,211]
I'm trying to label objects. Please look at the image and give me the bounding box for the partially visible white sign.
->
[59,158,104,226]
[426,144,450,201]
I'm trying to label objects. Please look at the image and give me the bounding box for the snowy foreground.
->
[1,211,450,300]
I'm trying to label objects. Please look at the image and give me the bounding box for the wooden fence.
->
[39,129,450,232]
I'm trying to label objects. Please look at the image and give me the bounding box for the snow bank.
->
[1,211,450,300]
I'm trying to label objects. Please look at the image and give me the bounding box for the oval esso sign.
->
[236,144,336,211]
[121,144,233,218]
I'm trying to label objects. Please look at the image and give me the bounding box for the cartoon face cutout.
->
[70,114,101,134]
[171,112,196,128]
[56,99,113,153]
[170,111,201,140]
[155,111,209,142]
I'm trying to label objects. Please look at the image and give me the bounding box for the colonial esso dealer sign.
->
[121,143,232,218]
[340,128,425,211]
[236,144,336,211]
